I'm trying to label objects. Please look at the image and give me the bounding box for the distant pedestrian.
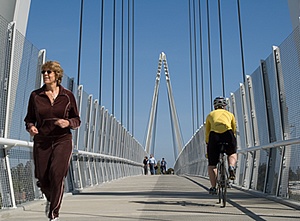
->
[160,158,167,174]
[143,156,148,175]
[148,154,157,175]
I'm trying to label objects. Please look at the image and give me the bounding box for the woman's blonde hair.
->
[41,61,64,85]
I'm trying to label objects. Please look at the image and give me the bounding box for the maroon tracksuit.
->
[24,84,80,219]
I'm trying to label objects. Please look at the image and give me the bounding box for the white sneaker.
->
[45,201,50,217]
[49,218,59,221]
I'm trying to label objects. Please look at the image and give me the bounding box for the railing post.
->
[73,85,84,191]
[245,75,259,190]
[260,58,277,194]
[37,49,46,88]
[273,46,290,198]
[91,100,99,185]
[239,83,252,188]
[85,95,93,186]
[2,21,17,208]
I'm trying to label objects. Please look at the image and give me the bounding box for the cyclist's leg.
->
[228,153,237,167]
[208,165,217,195]
[228,153,237,179]
[207,132,220,193]
[227,130,237,168]
[222,130,237,180]
[208,165,217,187]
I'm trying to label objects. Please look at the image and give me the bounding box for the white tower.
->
[145,52,183,159]
[0,0,31,36]
[288,0,300,30]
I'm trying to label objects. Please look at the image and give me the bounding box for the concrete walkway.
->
[1,175,300,220]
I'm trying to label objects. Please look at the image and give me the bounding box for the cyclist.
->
[205,96,237,195]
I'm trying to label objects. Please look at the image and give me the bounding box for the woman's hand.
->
[54,119,70,128]
[28,126,39,136]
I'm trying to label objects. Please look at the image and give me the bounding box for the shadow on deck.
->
[1,175,300,221]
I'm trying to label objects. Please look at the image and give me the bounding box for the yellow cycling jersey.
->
[205,108,236,143]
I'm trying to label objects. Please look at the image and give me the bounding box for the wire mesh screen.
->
[0,19,40,207]
[0,17,34,207]
[279,26,300,200]
[0,15,11,208]
[249,67,269,192]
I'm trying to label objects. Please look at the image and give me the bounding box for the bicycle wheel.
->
[220,158,227,207]
[218,185,222,204]
[217,158,227,207]
[222,183,227,207]
[217,163,223,204]
[217,171,221,203]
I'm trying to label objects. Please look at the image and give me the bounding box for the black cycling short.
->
[207,130,237,166]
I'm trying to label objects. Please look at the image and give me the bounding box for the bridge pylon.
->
[145,52,183,159]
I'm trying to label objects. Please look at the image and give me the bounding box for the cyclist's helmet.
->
[213,96,227,109]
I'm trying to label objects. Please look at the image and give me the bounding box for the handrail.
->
[175,136,300,173]
[237,137,300,154]
[0,137,33,149]
[73,149,143,166]
[0,137,142,166]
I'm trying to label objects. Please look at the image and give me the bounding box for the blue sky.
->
[26,0,293,166]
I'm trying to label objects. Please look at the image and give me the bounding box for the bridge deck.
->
[1,175,300,221]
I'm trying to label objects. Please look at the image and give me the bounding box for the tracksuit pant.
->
[33,133,73,219]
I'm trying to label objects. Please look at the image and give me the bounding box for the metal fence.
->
[0,15,146,209]
[175,25,300,202]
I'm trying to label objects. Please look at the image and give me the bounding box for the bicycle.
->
[216,142,229,207]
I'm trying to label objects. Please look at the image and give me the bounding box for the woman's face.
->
[42,70,57,85]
